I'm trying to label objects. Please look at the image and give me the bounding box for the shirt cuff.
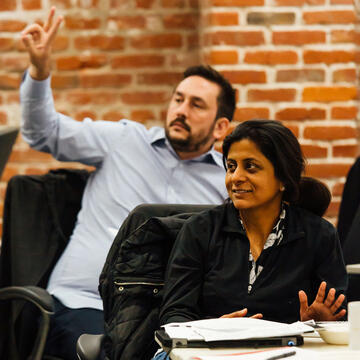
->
[21,70,52,100]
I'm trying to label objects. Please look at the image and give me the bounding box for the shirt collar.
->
[149,127,224,167]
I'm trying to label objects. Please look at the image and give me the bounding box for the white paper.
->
[164,318,314,343]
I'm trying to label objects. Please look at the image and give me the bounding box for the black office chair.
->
[0,169,95,360]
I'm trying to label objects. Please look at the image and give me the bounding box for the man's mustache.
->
[170,117,191,132]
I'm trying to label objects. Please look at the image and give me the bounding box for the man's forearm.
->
[20,70,59,150]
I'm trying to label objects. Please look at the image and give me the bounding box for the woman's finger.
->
[314,281,326,304]
[334,308,347,320]
[324,287,336,307]
[250,313,263,319]
[330,293,345,313]
[220,308,248,318]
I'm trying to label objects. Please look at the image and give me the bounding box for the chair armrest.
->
[0,286,54,360]
[77,333,104,360]
[0,286,54,313]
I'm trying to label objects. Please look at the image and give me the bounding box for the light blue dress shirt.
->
[20,72,228,310]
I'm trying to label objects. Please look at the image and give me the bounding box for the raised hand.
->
[21,6,63,80]
[221,308,263,319]
[299,281,346,321]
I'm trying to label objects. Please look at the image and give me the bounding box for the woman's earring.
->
[280,185,285,192]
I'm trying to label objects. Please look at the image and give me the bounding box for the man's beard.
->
[165,116,216,154]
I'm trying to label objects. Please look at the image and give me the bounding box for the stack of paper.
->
[164,318,314,342]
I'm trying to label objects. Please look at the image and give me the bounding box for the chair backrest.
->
[99,203,215,360]
[0,169,89,360]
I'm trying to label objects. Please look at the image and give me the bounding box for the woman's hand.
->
[21,6,63,80]
[220,308,263,319]
[299,281,346,321]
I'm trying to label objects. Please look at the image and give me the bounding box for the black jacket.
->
[160,202,348,325]
[99,204,214,360]
[0,169,89,360]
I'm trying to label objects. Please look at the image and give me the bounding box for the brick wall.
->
[0,0,358,236]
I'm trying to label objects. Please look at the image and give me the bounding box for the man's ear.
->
[213,117,230,140]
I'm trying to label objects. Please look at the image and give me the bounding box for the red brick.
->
[304,126,356,140]
[64,16,101,30]
[304,50,354,64]
[80,74,132,88]
[332,182,344,197]
[53,36,69,52]
[74,111,97,121]
[331,0,353,3]
[22,0,41,9]
[247,12,295,25]
[0,38,14,51]
[276,69,325,82]
[209,31,264,46]
[112,55,165,68]
[0,20,27,32]
[130,110,155,123]
[248,89,296,102]
[333,69,357,83]
[136,0,156,7]
[51,0,72,7]
[301,145,327,158]
[131,34,182,49]
[187,34,199,49]
[1,164,20,182]
[56,56,81,71]
[331,30,355,43]
[275,0,325,4]
[1,55,29,72]
[333,145,358,158]
[74,35,125,50]
[244,51,297,65]
[273,31,325,45]
[121,91,168,105]
[51,75,79,89]
[303,11,355,24]
[0,74,21,89]
[76,0,99,7]
[285,124,299,137]
[161,0,187,7]
[331,106,358,120]
[303,86,357,102]
[163,14,198,29]
[305,163,351,178]
[65,91,120,105]
[207,12,239,26]
[102,111,125,122]
[276,108,326,121]
[325,201,340,218]
[221,70,266,84]
[6,93,20,104]
[9,148,54,163]
[56,55,108,70]
[108,15,146,29]
[137,72,182,85]
[211,0,264,5]
[233,107,270,121]
[206,50,238,65]
[0,0,16,11]
[0,112,7,125]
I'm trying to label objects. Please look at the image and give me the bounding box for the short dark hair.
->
[222,120,331,216]
[183,65,236,121]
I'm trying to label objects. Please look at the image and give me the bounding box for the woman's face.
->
[225,139,284,212]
